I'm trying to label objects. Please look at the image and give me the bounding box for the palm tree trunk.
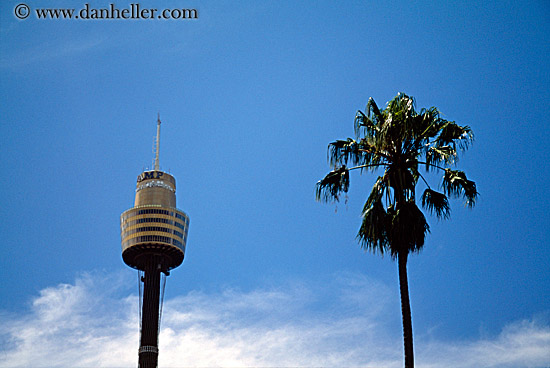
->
[398,251,414,368]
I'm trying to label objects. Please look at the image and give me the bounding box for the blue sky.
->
[0,0,549,366]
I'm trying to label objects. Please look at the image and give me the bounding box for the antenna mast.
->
[154,114,161,171]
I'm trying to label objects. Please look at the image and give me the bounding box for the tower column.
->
[138,257,162,368]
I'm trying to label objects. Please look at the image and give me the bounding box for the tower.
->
[120,116,190,368]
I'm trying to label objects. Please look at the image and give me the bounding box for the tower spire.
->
[154,114,161,171]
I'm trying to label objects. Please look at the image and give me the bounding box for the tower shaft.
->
[138,257,162,368]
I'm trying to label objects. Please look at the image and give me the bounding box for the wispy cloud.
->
[0,272,548,367]
[417,318,550,368]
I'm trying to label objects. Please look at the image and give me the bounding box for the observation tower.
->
[120,116,190,368]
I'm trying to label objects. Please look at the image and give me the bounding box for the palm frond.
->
[421,189,450,219]
[388,93,415,115]
[354,110,376,139]
[315,166,350,203]
[417,107,444,138]
[386,200,429,258]
[409,164,421,186]
[365,176,387,210]
[407,107,444,154]
[327,138,360,167]
[358,198,389,255]
[436,122,474,151]
[367,97,383,121]
[389,93,415,134]
[355,137,388,172]
[442,169,478,207]
[354,97,387,139]
[385,165,417,194]
[425,145,457,167]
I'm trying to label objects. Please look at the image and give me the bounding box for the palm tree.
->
[316,93,477,368]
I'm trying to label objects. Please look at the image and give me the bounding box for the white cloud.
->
[0,272,548,368]
[417,318,550,368]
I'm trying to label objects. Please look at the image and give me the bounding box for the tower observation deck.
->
[120,116,189,368]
